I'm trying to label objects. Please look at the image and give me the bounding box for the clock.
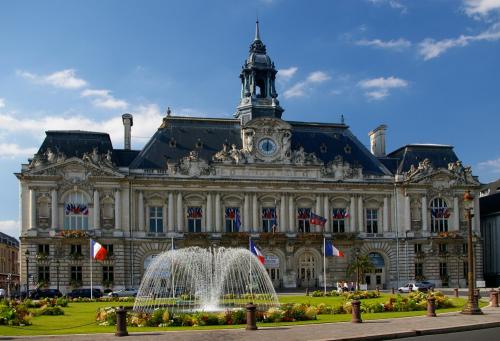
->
[258,138,277,156]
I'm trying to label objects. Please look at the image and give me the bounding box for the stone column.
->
[244,194,250,232]
[215,193,221,233]
[357,196,363,232]
[404,195,411,231]
[29,188,36,229]
[114,189,121,229]
[473,195,480,233]
[92,190,99,229]
[383,196,389,232]
[453,196,460,231]
[177,192,184,232]
[350,196,356,233]
[168,192,174,232]
[252,194,258,233]
[51,189,58,229]
[280,194,287,233]
[288,195,295,233]
[206,193,213,232]
[323,195,330,233]
[315,195,322,232]
[138,191,144,231]
[421,196,428,232]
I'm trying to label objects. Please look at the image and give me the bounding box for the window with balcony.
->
[366,208,378,234]
[149,206,163,233]
[262,207,277,233]
[297,208,311,233]
[225,207,241,233]
[64,192,89,230]
[331,208,347,233]
[431,198,450,233]
[187,207,203,233]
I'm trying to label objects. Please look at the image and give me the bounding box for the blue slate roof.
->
[387,144,459,174]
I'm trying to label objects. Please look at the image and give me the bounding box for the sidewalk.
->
[9,306,500,341]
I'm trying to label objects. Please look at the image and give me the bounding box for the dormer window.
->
[320,143,327,154]
[195,139,203,149]
[169,138,176,148]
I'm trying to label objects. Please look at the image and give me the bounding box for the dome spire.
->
[254,19,261,41]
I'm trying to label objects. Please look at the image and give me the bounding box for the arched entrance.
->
[298,252,317,288]
[264,253,281,288]
[365,252,386,289]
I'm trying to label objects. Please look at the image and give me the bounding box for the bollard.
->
[351,300,362,323]
[115,306,128,337]
[454,288,459,298]
[475,288,481,299]
[490,290,499,308]
[391,288,395,295]
[376,286,380,295]
[246,303,258,330]
[426,297,436,317]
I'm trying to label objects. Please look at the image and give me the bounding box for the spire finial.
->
[254,19,261,41]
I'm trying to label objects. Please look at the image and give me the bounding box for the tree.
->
[346,255,375,291]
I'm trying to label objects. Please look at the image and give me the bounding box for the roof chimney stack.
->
[368,124,387,157]
[122,113,133,150]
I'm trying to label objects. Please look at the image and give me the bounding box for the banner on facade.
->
[265,255,279,268]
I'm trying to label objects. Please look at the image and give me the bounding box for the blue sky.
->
[1,0,499,239]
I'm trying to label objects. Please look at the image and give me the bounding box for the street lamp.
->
[56,259,60,291]
[461,190,482,315]
[24,249,29,300]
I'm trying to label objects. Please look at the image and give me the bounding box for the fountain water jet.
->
[133,246,280,313]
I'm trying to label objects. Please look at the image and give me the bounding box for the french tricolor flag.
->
[249,239,265,265]
[91,239,107,261]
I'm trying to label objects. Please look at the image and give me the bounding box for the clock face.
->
[258,138,277,156]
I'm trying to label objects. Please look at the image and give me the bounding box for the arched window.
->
[298,252,316,287]
[430,198,449,233]
[64,192,89,230]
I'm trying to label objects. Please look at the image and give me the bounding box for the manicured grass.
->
[0,294,485,336]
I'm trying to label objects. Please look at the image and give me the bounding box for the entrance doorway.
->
[264,254,281,288]
[365,252,386,289]
[298,252,317,288]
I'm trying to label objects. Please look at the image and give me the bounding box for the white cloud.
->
[283,70,331,99]
[358,76,408,100]
[355,38,411,50]
[0,143,38,159]
[464,0,500,16]
[419,23,500,60]
[0,98,5,108]
[0,220,19,239]
[367,0,407,13]
[81,88,128,110]
[478,157,500,173]
[17,69,87,89]
[277,66,298,81]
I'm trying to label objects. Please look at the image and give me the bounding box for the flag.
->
[310,212,327,226]
[298,208,310,219]
[324,240,344,257]
[249,239,265,264]
[344,207,350,218]
[187,207,203,218]
[91,239,107,261]
[263,208,278,232]
[225,207,241,232]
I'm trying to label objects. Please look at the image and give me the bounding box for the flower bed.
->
[311,290,381,300]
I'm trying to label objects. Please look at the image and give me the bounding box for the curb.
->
[327,321,500,341]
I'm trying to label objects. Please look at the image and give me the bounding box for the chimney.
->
[122,113,133,150]
[368,124,387,157]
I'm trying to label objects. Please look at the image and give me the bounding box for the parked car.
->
[398,283,420,293]
[29,288,62,299]
[108,288,138,297]
[0,288,5,298]
[66,288,102,299]
[415,281,435,292]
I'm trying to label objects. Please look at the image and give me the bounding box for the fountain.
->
[133,246,280,313]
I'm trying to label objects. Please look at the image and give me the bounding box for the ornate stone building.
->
[0,232,19,294]
[17,23,482,292]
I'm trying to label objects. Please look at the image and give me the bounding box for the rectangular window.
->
[225,207,240,233]
[415,263,424,277]
[70,244,82,256]
[38,266,50,283]
[462,243,468,255]
[366,209,378,234]
[103,244,113,257]
[38,244,50,256]
[102,266,114,283]
[70,266,82,282]
[187,207,203,233]
[439,262,448,277]
[262,207,277,233]
[438,243,448,254]
[297,208,311,233]
[414,243,422,253]
[149,206,163,233]
[331,208,346,233]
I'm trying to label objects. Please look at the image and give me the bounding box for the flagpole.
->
[90,238,93,300]
[323,237,327,296]
[249,235,253,298]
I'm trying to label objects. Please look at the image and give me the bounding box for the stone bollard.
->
[391,288,395,295]
[246,303,258,330]
[427,297,436,317]
[351,300,362,323]
[489,290,498,308]
[454,288,459,298]
[115,306,128,337]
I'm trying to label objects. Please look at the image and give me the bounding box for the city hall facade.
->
[17,24,482,292]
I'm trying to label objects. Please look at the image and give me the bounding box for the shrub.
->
[363,302,384,313]
[230,308,246,324]
[96,307,117,326]
[342,301,353,314]
[311,290,323,297]
[56,297,69,307]
[0,304,32,326]
[39,306,64,316]
[147,308,166,327]
[316,303,333,314]
[304,306,317,320]
[128,312,149,327]
[264,307,283,322]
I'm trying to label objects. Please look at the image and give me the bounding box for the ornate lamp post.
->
[24,249,30,299]
[461,190,482,315]
[56,259,60,291]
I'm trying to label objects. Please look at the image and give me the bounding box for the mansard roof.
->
[128,116,392,176]
[388,144,459,174]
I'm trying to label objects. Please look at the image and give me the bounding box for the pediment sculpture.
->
[179,150,214,177]
[291,146,322,166]
[322,155,363,180]
[212,143,247,165]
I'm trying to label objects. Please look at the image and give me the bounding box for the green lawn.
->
[0,294,485,336]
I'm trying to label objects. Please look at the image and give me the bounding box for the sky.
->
[1,0,499,239]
